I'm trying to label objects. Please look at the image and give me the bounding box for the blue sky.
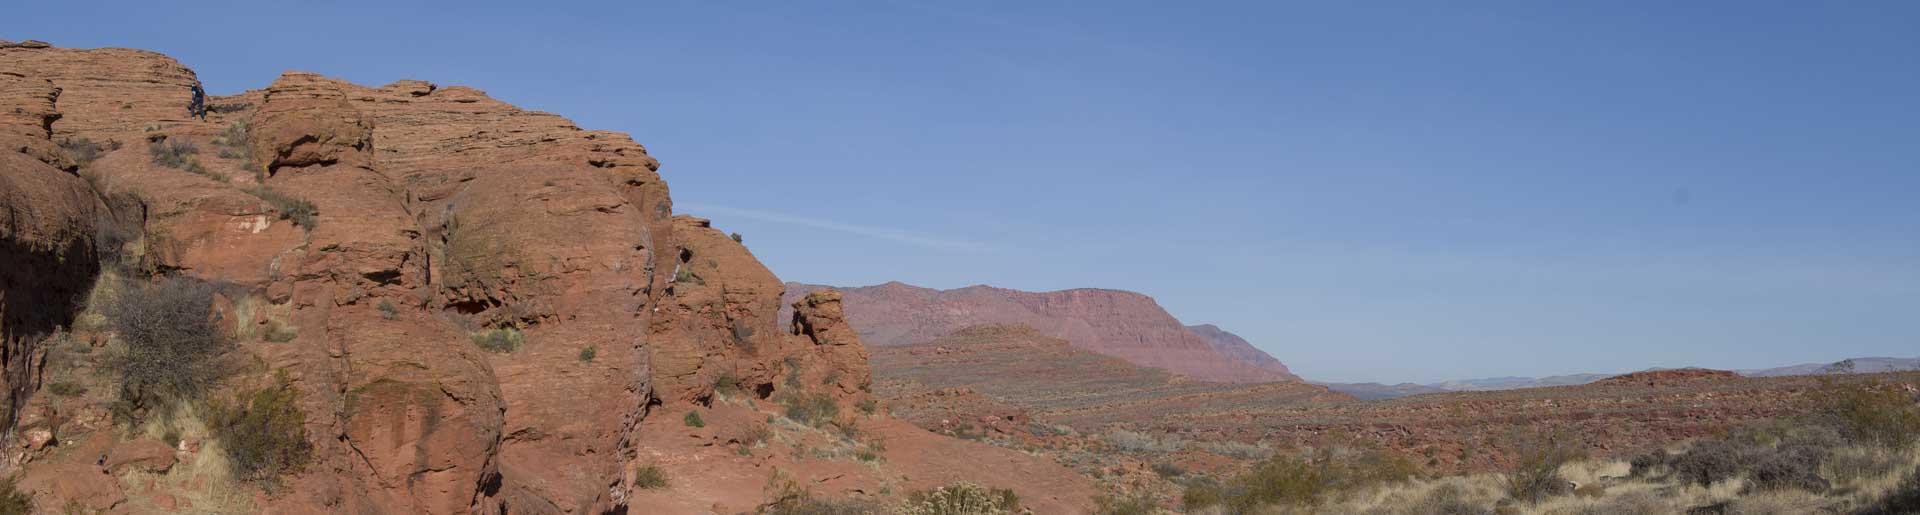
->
[10,1,1917,383]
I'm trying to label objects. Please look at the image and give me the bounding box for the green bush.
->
[470,327,523,353]
[856,398,878,415]
[578,345,596,362]
[46,381,83,397]
[780,391,840,427]
[713,371,743,396]
[242,186,318,231]
[0,476,30,515]
[674,268,701,285]
[730,232,743,243]
[148,139,198,168]
[683,410,706,428]
[1825,381,1920,448]
[1185,447,1417,512]
[104,277,224,422]
[205,376,312,483]
[633,464,667,489]
[377,300,398,320]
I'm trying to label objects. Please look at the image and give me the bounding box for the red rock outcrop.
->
[785,282,1298,383]
[1,42,1090,514]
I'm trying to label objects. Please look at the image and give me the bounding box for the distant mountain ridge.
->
[782,282,1298,383]
[1324,356,1920,400]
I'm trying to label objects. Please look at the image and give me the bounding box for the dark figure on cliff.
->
[188,84,206,121]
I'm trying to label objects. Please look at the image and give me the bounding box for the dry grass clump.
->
[899,482,1020,515]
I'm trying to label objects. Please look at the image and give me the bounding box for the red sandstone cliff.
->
[0,41,1094,514]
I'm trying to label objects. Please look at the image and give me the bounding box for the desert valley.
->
[1,29,1917,515]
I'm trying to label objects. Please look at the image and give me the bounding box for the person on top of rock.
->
[188,83,207,121]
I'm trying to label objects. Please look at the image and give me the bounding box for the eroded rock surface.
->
[0,42,1093,514]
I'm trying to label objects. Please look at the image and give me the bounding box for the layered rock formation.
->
[784,282,1297,383]
[0,42,1089,514]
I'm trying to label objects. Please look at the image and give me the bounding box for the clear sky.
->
[10,1,1917,383]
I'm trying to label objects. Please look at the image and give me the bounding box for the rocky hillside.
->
[784,281,1297,383]
[0,41,1094,514]
[872,324,1345,433]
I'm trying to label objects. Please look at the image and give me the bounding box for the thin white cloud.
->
[678,203,991,253]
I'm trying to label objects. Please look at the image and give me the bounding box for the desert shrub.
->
[205,375,312,483]
[104,277,224,422]
[1504,431,1584,503]
[578,345,596,362]
[470,327,523,353]
[674,268,700,284]
[1744,447,1831,493]
[215,119,253,165]
[900,482,1018,515]
[1856,465,1920,515]
[1182,479,1224,511]
[1194,447,1416,511]
[713,371,744,396]
[61,137,109,167]
[46,381,83,397]
[377,300,398,320]
[1630,448,1671,478]
[1671,440,1744,487]
[1418,483,1492,515]
[1093,492,1157,515]
[1105,429,1185,454]
[1824,381,1920,448]
[734,423,772,449]
[683,410,706,428]
[242,186,318,231]
[730,232,743,243]
[182,159,227,182]
[0,476,29,515]
[1196,439,1275,460]
[633,464,667,489]
[781,391,839,427]
[148,139,198,168]
[856,398,878,415]
[1152,462,1185,478]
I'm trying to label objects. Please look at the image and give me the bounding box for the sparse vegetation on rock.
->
[102,277,224,424]
[148,138,198,168]
[205,374,313,483]
[632,464,667,489]
[470,327,524,353]
[242,186,318,231]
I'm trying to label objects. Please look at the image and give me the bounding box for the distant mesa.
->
[783,281,1299,383]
